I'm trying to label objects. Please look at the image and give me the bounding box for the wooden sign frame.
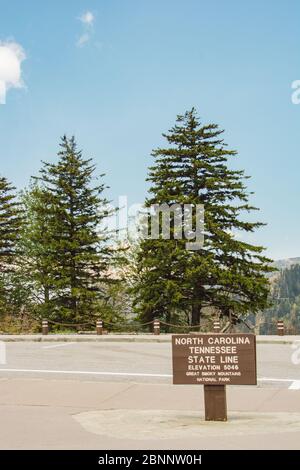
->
[172,333,257,421]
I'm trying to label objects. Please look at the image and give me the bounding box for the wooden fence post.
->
[153,319,160,335]
[42,320,49,335]
[96,320,103,336]
[277,320,284,336]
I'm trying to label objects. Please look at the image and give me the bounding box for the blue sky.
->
[0,0,299,260]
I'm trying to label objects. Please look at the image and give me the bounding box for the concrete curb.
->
[0,334,171,343]
[0,334,299,344]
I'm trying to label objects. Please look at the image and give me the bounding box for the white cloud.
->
[0,41,26,104]
[77,33,90,47]
[79,11,94,26]
[76,11,95,47]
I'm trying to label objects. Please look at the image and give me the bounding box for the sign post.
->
[204,385,227,421]
[172,333,257,421]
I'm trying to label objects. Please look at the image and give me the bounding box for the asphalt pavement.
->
[0,340,300,449]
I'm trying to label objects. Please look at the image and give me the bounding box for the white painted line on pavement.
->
[259,377,300,388]
[0,368,172,378]
[42,343,76,350]
[0,369,298,384]
[289,381,300,390]
[258,377,295,382]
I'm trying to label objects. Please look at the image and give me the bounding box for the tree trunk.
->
[191,303,201,327]
[44,285,49,304]
[165,309,171,333]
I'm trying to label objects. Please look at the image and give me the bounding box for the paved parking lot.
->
[0,340,300,449]
[0,341,300,387]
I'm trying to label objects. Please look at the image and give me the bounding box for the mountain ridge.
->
[273,257,300,270]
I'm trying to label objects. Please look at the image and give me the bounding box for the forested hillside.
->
[259,263,300,334]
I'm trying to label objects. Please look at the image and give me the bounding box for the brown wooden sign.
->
[172,333,257,385]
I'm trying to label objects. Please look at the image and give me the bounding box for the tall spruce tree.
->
[135,109,274,326]
[18,184,57,316]
[0,176,23,315]
[31,136,113,322]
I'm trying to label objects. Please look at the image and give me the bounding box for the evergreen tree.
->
[18,183,57,316]
[31,136,113,322]
[135,109,274,326]
[0,176,23,315]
